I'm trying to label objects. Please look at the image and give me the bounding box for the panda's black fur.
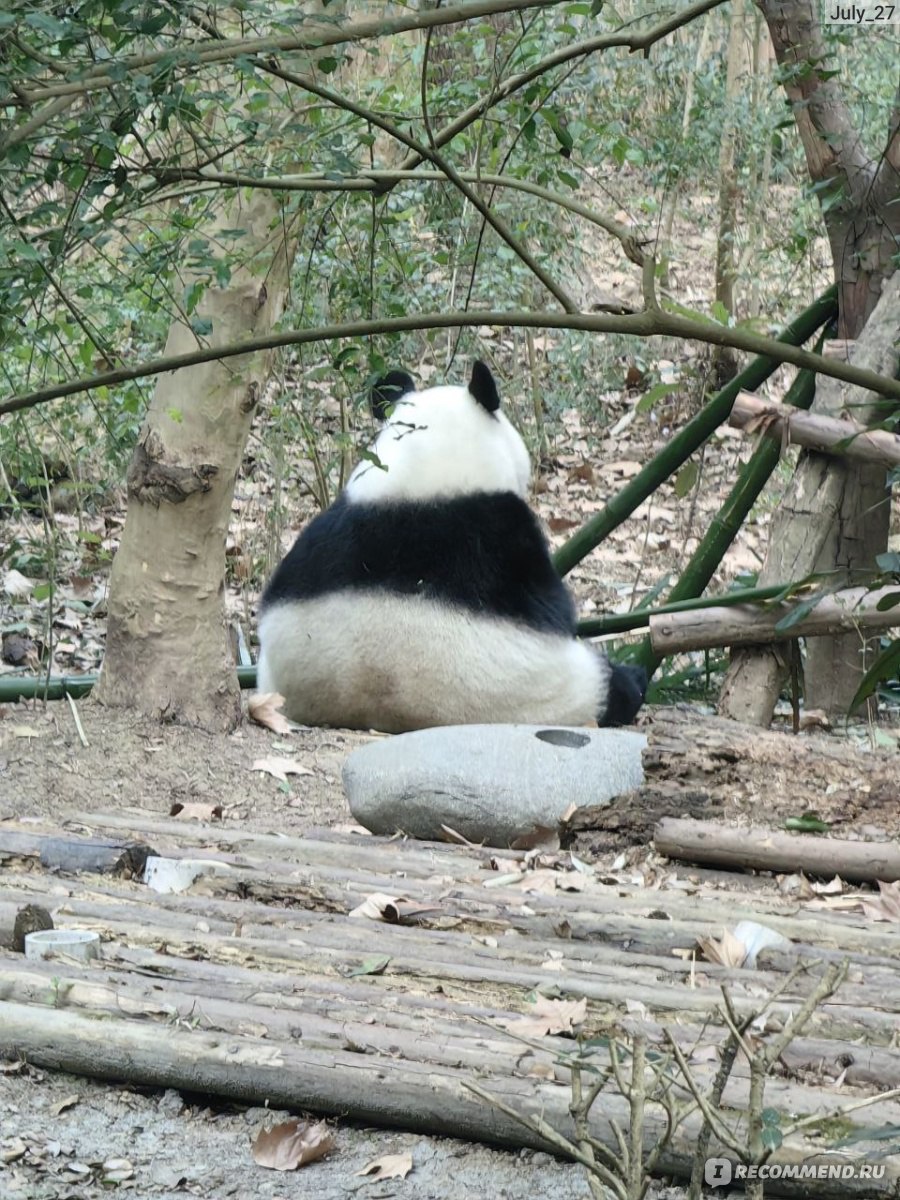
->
[262,492,576,637]
[257,362,646,733]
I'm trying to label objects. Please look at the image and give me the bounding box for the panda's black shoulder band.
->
[371,370,416,420]
[469,360,501,413]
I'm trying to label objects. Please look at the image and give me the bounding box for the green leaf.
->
[835,1123,900,1149]
[876,552,900,573]
[166,407,184,424]
[710,300,731,325]
[773,593,823,634]
[350,955,391,977]
[32,582,52,602]
[317,55,340,73]
[636,381,678,413]
[190,316,213,336]
[183,280,205,315]
[761,1126,783,1151]
[784,815,830,833]
[674,461,698,498]
[850,639,900,712]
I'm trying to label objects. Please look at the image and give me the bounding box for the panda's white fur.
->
[256,362,645,732]
[258,592,606,733]
[344,381,531,504]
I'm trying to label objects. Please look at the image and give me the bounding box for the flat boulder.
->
[342,724,646,847]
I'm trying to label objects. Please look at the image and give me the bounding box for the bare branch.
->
[4,305,900,418]
[4,0,572,108]
[146,166,647,266]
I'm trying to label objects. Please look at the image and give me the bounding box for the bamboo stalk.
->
[0,665,257,704]
[632,357,820,673]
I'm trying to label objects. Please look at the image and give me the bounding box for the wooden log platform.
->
[2,802,900,1197]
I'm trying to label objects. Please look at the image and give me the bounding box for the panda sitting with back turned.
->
[256,361,647,733]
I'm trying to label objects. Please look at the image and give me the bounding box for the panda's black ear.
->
[469,360,500,413]
[371,370,416,420]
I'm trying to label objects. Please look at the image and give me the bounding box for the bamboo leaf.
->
[850,639,900,712]
[773,593,824,634]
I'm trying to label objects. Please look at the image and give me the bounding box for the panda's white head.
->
[344,361,531,504]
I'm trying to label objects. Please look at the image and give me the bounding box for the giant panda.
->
[256,361,646,733]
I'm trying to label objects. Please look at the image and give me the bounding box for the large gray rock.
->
[342,724,646,847]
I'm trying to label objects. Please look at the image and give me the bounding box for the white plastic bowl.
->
[24,929,101,962]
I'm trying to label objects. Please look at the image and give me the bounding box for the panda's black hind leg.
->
[599,663,647,727]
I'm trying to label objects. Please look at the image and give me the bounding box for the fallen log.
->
[649,585,900,655]
[729,391,900,467]
[654,817,900,884]
[2,1001,899,1198]
[0,829,154,877]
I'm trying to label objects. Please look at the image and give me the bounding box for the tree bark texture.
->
[729,391,900,466]
[711,0,747,385]
[95,185,294,730]
[651,585,900,655]
[655,817,900,883]
[744,0,900,720]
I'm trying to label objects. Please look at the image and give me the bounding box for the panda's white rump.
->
[257,591,606,733]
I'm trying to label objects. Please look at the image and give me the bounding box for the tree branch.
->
[3,0,572,108]
[3,304,900,418]
[147,165,647,266]
[258,63,577,310]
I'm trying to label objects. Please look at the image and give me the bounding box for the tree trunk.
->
[731,0,900,721]
[96,188,293,730]
[719,272,900,724]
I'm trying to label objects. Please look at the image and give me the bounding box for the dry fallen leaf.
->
[697,927,748,969]
[440,823,483,847]
[251,1120,335,1171]
[858,880,900,923]
[170,802,223,822]
[348,892,440,924]
[547,515,579,534]
[355,1152,413,1181]
[248,691,293,735]
[251,757,314,783]
[2,569,32,597]
[811,876,845,895]
[504,995,587,1037]
[510,825,559,852]
[49,1094,79,1116]
[349,892,408,920]
[11,725,41,739]
[101,1158,134,1183]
